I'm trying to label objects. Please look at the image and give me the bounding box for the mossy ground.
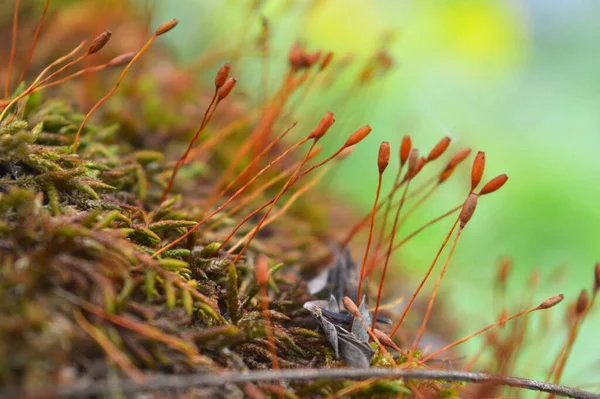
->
[3,2,595,399]
[0,2,450,398]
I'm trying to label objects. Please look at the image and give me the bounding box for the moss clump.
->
[0,4,399,396]
[4,2,591,399]
[0,94,347,393]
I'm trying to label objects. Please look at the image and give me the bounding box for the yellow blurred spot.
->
[432,1,526,74]
[303,0,383,57]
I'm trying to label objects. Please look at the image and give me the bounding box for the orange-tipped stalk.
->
[364,152,472,264]
[18,0,50,85]
[341,137,412,247]
[186,109,261,162]
[228,139,319,264]
[151,128,315,259]
[411,226,464,353]
[438,147,473,184]
[387,215,460,339]
[30,30,112,92]
[292,125,372,180]
[356,142,390,304]
[408,146,472,200]
[371,148,419,330]
[160,73,236,200]
[390,162,508,337]
[290,52,334,110]
[372,137,411,264]
[341,180,404,247]
[217,126,371,252]
[160,66,235,202]
[410,172,508,352]
[153,118,344,259]
[255,255,281,374]
[14,29,112,104]
[5,0,20,98]
[207,78,296,201]
[35,52,137,91]
[226,164,330,254]
[420,294,565,363]
[204,112,331,211]
[215,146,323,225]
[411,193,479,351]
[3,29,107,116]
[73,19,178,153]
[385,203,463,261]
[0,41,87,122]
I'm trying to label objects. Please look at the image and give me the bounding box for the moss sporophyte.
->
[0,1,597,398]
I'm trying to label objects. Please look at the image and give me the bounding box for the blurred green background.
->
[149,0,599,387]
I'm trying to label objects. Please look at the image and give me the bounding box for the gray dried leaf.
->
[336,326,375,367]
[306,303,375,367]
[326,295,339,312]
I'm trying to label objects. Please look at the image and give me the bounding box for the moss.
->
[0,1,558,398]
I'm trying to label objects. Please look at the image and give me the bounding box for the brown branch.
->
[16,368,598,399]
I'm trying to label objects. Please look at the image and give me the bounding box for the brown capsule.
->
[479,174,508,196]
[215,63,231,88]
[342,296,361,319]
[439,148,472,183]
[107,52,137,68]
[378,141,390,174]
[537,294,564,310]
[576,290,589,315]
[594,262,600,294]
[255,254,270,287]
[373,329,402,352]
[343,125,372,148]
[471,151,486,191]
[288,42,305,69]
[319,51,334,71]
[413,157,427,177]
[87,30,112,55]
[308,112,335,140]
[459,192,479,229]
[400,135,412,166]
[438,166,455,183]
[155,19,178,36]
[427,136,452,162]
[406,148,419,177]
[217,77,237,101]
[447,147,472,169]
